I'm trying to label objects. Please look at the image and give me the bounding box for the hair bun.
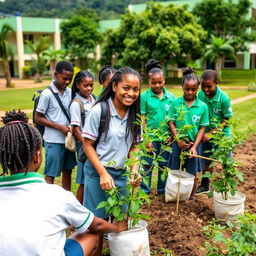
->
[182,67,194,76]
[145,59,162,73]
[2,110,29,125]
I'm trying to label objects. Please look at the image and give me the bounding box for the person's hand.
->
[59,125,71,136]
[202,133,211,142]
[177,140,193,150]
[130,174,142,188]
[165,136,174,145]
[189,146,197,157]
[146,142,154,153]
[100,172,115,190]
[113,219,128,232]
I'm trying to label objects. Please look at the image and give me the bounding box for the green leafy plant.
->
[161,247,174,256]
[203,212,256,256]
[203,119,244,200]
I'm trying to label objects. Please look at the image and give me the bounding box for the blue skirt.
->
[83,160,127,218]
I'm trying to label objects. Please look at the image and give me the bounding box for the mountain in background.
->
[0,0,170,19]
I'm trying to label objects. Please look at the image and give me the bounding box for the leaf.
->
[112,206,121,217]
[96,201,107,209]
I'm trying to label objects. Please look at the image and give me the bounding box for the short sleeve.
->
[140,93,147,115]
[199,105,209,127]
[63,191,94,233]
[82,104,101,141]
[222,99,233,118]
[36,90,50,114]
[70,101,82,127]
[168,102,176,122]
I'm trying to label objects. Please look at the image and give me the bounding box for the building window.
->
[24,34,34,44]
[223,57,236,68]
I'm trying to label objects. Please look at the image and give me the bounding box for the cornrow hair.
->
[201,69,218,83]
[145,59,162,76]
[181,67,200,87]
[0,110,42,175]
[99,65,117,85]
[96,66,141,144]
[71,70,94,100]
[55,60,74,73]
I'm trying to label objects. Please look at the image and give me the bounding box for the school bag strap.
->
[48,86,71,123]
[71,98,86,127]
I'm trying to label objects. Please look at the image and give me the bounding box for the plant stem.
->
[176,150,183,213]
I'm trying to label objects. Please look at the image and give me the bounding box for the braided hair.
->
[0,110,42,175]
[99,65,117,85]
[181,67,200,87]
[96,66,141,144]
[145,59,163,77]
[71,70,94,100]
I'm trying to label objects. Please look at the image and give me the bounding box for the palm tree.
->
[26,36,50,83]
[43,47,65,76]
[0,24,14,88]
[204,35,236,80]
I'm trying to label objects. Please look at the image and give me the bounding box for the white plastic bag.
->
[165,170,195,202]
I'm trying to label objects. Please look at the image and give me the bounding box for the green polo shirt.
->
[198,86,233,136]
[169,96,209,141]
[141,88,175,137]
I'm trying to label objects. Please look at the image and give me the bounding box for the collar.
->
[149,87,168,98]
[108,98,129,120]
[50,81,68,96]
[211,86,221,102]
[0,172,45,187]
[180,96,200,107]
[75,93,94,104]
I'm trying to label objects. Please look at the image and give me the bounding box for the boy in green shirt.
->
[196,69,233,195]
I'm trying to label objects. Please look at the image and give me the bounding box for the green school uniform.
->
[198,86,233,136]
[169,96,209,141]
[141,88,175,138]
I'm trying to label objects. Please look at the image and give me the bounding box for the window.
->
[24,34,34,44]
[223,57,236,68]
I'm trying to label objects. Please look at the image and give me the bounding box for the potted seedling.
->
[165,106,195,212]
[203,119,245,221]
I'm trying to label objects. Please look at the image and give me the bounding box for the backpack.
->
[32,89,45,138]
[76,100,109,163]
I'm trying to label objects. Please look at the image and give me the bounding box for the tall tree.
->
[193,0,256,52]
[101,2,206,71]
[0,24,14,88]
[61,16,102,68]
[26,36,50,83]
[204,35,236,79]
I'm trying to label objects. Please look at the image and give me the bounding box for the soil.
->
[141,134,256,256]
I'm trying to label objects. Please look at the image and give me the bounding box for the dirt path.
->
[0,78,50,90]
[231,93,256,104]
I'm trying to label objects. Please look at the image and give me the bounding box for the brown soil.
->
[142,134,256,256]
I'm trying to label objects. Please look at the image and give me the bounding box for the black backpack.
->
[32,89,45,138]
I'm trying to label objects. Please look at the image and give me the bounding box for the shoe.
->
[196,185,209,195]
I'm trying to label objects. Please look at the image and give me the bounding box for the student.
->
[140,59,175,195]
[0,110,127,256]
[35,60,76,191]
[168,67,209,199]
[82,66,142,218]
[70,70,95,204]
[196,69,233,194]
[99,65,117,89]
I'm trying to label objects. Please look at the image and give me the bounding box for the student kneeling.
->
[0,110,127,256]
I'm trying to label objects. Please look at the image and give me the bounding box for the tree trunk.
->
[215,57,222,81]
[3,60,12,88]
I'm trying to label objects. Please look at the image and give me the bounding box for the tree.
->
[101,2,206,71]
[0,24,14,88]
[26,36,50,83]
[193,0,256,52]
[61,16,102,69]
[43,47,66,76]
[204,35,236,79]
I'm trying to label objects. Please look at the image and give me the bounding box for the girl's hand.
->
[189,147,197,157]
[146,142,154,153]
[100,172,115,190]
[130,174,142,188]
[202,133,211,142]
[177,140,192,150]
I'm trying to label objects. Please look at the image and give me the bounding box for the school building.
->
[0,0,256,78]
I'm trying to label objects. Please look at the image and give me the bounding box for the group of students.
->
[0,59,232,255]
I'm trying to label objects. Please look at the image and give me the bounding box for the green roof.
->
[99,19,120,33]
[22,17,57,32]
[0,17,17,30]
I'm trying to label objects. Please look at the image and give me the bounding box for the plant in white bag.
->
[203,119,245,200]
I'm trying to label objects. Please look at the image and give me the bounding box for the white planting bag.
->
[165,170,195,202]
[108,220,150,256]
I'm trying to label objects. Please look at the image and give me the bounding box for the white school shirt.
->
[36,82,72,144]
[82,98,133,169]
[70,93,95,131]
[0,172,94,256]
